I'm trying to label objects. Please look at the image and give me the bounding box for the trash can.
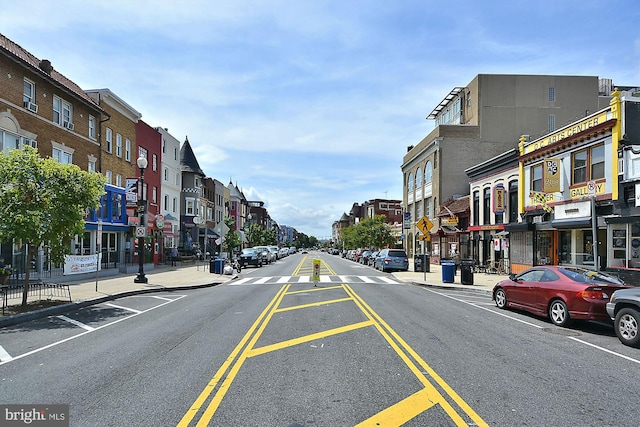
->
[211,258,225,274]
[440,259,455,283]
[414,254,430,272]
[460,259,474,285]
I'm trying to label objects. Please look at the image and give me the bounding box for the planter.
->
[1,275,8,286]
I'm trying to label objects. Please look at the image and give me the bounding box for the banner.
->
[64,253,102,275]
[543,158,561,193]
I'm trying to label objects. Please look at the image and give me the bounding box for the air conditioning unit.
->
[23,101,38,113]
[64,122,74,131]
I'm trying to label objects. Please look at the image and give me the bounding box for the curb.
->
[409,280,493,295]
[0,281,223,329]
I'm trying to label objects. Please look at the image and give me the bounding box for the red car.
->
[492,266,630,327]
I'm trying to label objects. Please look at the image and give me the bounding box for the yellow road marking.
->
[345,284,489,427]
[292,255,336,276]
[355,388,438,426]
[248,320,374,357]
[274,297,352,312]
[176,285,289,427]
[287,285,343,294]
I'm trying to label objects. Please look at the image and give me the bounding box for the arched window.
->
[415,168,422,188]
[408,173,414,192]
[425,161,433,184]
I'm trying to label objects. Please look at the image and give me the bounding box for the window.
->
[152,154,158,171]
[164,194,169,210]
[572,144,605,184]
[139,146,148,161]
[415,168,422,188]
[549,87,555,102]
[53,96,72,127]
[23,78,35,105]
[572,150,587,184]
[88,156,96,172]
[508,180,518,223]
[105,170,112,184]
[89,115,96,139]
[52,142,73,164]
[425,197,432,218]
[548,114,556,132]
[164,168,168,181]
[186,198,195,215]
[473,191,480,225]
[483,188,491,225]
[591,144,605,180]
[116,134,122,157]
[105,128,113,153]
[125,139,131,161]
[172,197,177,212]
[115,174,122,187]
[425,161,432,183]
[408,173,414,192]
[152,186,157,204]
[531,164,543,191]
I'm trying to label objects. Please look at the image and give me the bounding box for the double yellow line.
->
[178,282,488,426]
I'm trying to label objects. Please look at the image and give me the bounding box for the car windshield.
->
[558,266,624,285]
[241,248,256,255]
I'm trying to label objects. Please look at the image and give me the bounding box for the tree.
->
[0,147,106,306]
[222,216,241,258]
[339,215,397,250]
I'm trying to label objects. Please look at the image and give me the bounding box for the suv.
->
[606,287,640,348]
[239,248,264,268]
[374,249,409,272]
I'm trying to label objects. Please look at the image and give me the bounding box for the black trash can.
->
[414,254,430,272]
[460,259,474,285]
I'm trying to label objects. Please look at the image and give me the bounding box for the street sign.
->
[135,226,146,238]
[417,216,433,234]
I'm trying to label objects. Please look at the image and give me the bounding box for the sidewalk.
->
[1,260,508,328]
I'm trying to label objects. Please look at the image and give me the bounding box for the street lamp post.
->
[134,156,148,284]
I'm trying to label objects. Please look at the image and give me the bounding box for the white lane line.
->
[57,315,95,331]
[148,295,174,302]
[426,288,640,365]
[378,277,400,284]
[0,345,12,362]
[254,277,271,284]
[338,276,350,283]
[320,275,332,282]
[297,276,310,282]
[358,276,375,283]
[230,278,253,285]
[0,295,187,366]
[277,276,291,283]
[105,303,143,314]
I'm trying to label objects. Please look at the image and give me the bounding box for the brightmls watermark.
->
[1,405,69,426]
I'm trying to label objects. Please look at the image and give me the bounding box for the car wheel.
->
[549,299,571,327]
[614,307,640,348]
[494,288,507,309]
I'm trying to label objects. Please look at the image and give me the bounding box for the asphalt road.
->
[1,252,639,426]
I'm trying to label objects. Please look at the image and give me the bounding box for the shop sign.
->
[493,185,505,213]
[543,158,561,193]
[441,216,458,226]
[524,110,609,154]
[569,181,605,199]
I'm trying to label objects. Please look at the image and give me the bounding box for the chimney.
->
[39,59,53,74]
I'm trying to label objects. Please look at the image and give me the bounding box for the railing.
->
[1,283,72,315]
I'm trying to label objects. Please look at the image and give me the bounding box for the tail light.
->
[580,287,609,300]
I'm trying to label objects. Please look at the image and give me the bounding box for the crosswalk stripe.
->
[228,275,401,285]
[0,345,12,362]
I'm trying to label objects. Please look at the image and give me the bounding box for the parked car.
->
[360,250,372,264]
[493,266,630,327]
[254,246,275,263]
[268,246,280,260]
[279,247,289,258]
[288,247,297,255]
[239,248,263,268]
[368,251,379,266]
[606,287,640,347]
[374,249,409,272]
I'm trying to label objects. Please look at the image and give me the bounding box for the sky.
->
[1,1,639,239]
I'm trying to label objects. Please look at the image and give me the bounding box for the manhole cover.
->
[542,327,581,337]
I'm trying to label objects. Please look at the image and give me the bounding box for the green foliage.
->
[0,147,106,264]
[339,215,397,250]
[245,223,278,246]
[222,216,241,257]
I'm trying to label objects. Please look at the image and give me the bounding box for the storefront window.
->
[559,231,572,264]
[510,231,533,265]
[535,231,553,265]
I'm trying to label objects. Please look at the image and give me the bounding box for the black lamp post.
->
[134,156,148,283]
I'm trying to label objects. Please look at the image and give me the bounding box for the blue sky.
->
[1,1,638,238]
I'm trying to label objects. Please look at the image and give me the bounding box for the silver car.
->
[606,287,640,348]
